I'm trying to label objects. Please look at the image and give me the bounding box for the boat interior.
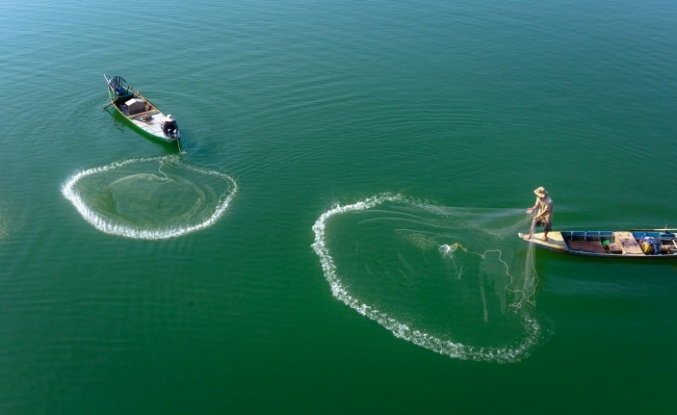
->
[114,96,159,120]
[108,76,159,119]
[562,230,677,255]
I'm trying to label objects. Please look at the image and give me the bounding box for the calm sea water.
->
[2,0,677,413]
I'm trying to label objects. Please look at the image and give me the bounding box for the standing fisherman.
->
[526,186,554,242]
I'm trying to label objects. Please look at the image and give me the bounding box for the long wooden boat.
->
[104,74,181,146]
[518,230,677,259]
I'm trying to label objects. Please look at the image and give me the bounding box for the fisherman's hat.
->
[534,186,547,197]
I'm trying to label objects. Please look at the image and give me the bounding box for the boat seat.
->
[614,231,644,254]
[129,109,159,119]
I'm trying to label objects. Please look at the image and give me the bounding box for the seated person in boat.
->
[526,186,554,241]
[162,114,179,137]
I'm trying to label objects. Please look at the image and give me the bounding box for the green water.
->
[2,0,677,413]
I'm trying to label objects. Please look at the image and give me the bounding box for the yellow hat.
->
[534,186,547,197]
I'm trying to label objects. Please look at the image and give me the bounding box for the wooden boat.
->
[104,74,181,146]
[518,229,677,259]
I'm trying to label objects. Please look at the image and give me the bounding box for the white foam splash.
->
[311,193,544,363]
[61,155,238,240]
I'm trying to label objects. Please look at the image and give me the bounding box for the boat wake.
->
[311,193,548,363]
[61,155,237,240]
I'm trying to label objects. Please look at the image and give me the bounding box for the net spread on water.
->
[312,193,546,363]
[62,155,237,240]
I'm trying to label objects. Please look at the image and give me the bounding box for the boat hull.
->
[518,230,677,259]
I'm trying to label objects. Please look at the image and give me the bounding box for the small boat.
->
[103,74,180,146]
[518,229,677,259]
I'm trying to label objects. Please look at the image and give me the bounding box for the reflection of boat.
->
[104,74,180,146]
[518,229,677,259]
